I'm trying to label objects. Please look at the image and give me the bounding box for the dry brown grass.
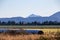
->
[0,28,60,40]
[0,32,60,40]
[0,34,40,40]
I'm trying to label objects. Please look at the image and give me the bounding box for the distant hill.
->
[28,14,41,17]
[0,11,60,23]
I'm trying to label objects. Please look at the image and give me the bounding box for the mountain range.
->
[0,11,60,23]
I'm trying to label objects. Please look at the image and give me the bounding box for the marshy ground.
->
[0,29,60,40]
[0,25,60,40]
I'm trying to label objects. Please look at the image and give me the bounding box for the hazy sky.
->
[0,0,60,18]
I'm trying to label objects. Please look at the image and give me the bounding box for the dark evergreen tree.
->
[0,21,1,25]
[7,21,16,25]
[1,21,6,25]
[42,21,49,25]
[19,21,24,25]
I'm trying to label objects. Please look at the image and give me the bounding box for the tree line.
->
[0,21,60,25]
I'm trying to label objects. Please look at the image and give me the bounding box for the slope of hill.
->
[0,11,60,23]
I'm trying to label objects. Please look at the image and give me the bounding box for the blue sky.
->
[0,0,60,18]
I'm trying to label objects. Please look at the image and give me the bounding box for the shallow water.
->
[0,29,40,34]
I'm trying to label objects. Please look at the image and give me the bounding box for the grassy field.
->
[0,31,60,40]
[0,25,60,28]
[0,25,60,40]
[0,25,60,33]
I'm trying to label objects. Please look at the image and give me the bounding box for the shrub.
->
[5,30,19,35]
[38,31,44,35]
[4,30,28,35]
